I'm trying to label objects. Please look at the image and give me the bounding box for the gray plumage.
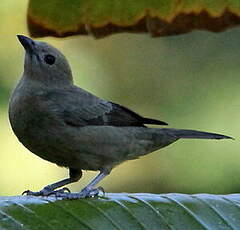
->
[8,35,232,198]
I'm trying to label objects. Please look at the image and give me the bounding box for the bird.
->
[8,35,233,199]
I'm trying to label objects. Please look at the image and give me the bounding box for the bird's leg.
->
[57,170,110,199]
[23,168,82,196]
[80,171,108,197]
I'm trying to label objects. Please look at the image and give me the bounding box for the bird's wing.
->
[41,86,167,127]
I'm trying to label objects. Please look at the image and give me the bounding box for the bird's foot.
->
[81,186,104,197]
[55,186,105,199]
[22,186,71,197]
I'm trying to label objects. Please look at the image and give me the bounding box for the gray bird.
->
[9,35,232,199]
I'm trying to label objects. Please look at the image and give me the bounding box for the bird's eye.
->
[44,54,55,65]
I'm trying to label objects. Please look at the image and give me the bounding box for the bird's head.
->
[17,35,73,86]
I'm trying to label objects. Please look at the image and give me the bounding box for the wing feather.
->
[41,86,167,127]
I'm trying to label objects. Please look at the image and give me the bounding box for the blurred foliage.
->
[0,0,239,196]
[28,0,240,38]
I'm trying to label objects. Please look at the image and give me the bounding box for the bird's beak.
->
[17,35,35,53]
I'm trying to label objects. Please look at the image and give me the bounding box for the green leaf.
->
[1,193,240,229]
[27,0,240,38]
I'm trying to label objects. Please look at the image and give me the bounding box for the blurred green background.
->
[0,0,239,196]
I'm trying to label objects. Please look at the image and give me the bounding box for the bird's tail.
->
[162,128,233,140]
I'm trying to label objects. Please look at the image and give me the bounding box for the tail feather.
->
[162,128,234,140]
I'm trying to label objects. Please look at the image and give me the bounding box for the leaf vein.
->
[162,195,210,230]
[129,195,176,230]
[82,200,122,230]
[191,195,235,230]
[9,201,55,230]
[51,201,93,230]
[0,208,29,230]
[112,199,148,230]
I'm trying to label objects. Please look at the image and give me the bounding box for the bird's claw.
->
[81,186,100,197]
[22,190,43,196]
[94,186,105,196]
[22,187,71,197]
[49,187,71,195]
[53,186,105,199]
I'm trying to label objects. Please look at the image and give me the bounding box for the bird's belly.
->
[12,121,116,171]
